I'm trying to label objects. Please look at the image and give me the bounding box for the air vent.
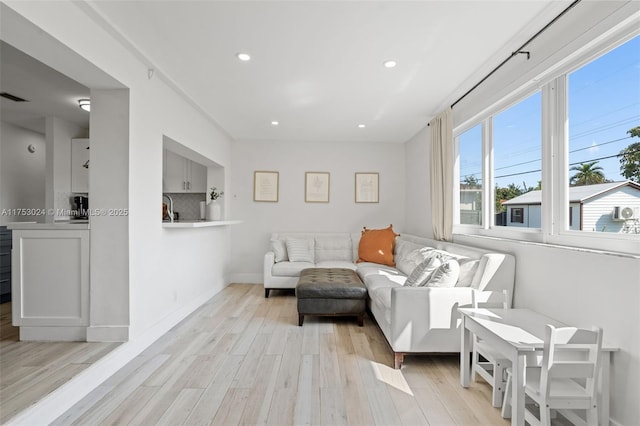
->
[0,92,28,102]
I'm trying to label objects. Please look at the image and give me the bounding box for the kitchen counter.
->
[8,220,90,230]
[9,222,90,341]
[162,220,242,228]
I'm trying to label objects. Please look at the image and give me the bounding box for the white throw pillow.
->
[456,258,479,287]
[286,238,314,263]
[270,239,288,263]
[405,256,442,287]
[425,259,460,288]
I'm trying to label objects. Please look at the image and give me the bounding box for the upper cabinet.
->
[163,149,207,193]
[71,138,90,193]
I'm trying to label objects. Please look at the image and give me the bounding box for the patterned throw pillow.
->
[396,247,434,276]
[285,238,314,263]
[424,259,460,287]
[405,256,442,286]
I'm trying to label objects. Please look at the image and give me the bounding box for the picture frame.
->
[254,171,279,202]
[305,172,330,203]
[355,172,379,203]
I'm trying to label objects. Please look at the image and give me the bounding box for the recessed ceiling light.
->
[383,60,397,68]
[271,121,279,126]
[237,52,251,62]
[358,124,366,128]
[78,99,90,112]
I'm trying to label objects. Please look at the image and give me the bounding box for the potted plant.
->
[207,187,224,220]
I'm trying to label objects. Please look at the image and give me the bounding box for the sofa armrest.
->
[389,286,474,348]
[264,251,275,284]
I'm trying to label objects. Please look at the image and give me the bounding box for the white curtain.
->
[429,107,453,241]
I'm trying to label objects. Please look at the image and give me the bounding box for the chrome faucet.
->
[163,194,174,223]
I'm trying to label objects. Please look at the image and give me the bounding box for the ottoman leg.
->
[298,314,304,326]
[358,314,364,327]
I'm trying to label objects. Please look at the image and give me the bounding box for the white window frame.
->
[453,21,640,255]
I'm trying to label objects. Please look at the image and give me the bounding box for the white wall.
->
[2,1,233,345]
[230,140,405,282]
[0,121,46,224]
[404,126,432,238]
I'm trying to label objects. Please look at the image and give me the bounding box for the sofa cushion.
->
[270,239,288,262]
[315,235,353,263]
[286,238,314,263]
[357,262,405,281]
[394,239,424,262]
[357,225,399,266]
[361,273,406,293]
[424,259,460,287]
[316,260,357,270]
[272,261,315,277]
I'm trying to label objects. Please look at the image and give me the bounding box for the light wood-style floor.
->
[0,302,120,423]
[53,283,510,426]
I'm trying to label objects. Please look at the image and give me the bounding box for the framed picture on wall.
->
[305,172,330,203]
[254,171,279,202]
[355,172,379,203]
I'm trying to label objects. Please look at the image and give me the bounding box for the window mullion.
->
[483,119,493,230]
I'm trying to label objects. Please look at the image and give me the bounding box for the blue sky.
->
[459,34,640,189]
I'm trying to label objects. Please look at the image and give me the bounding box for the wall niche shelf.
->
[162,220,241,229]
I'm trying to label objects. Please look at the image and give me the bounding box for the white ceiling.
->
[0,41,90,134]
[1,1,571,143]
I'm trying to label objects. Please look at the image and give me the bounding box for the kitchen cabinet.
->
[163,149,207,193]
[71,138,90,193]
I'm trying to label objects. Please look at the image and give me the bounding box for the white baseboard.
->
[86,325,129,342]
[20,326,86,341]
[230,272,262,284]
[6,286,219,426]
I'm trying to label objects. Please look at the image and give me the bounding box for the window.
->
[567,35,640,234]
[511,207,524,224]
[454,28,639,254]
[493,92,542,228]
[458,124,483,225]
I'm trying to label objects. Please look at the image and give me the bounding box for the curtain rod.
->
[450,0,581,109]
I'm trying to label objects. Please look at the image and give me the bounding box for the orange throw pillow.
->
[357,224,399,266]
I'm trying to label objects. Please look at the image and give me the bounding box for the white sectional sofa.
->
[264,232,516,368]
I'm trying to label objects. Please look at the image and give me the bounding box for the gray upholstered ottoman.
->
[296,268,368,326]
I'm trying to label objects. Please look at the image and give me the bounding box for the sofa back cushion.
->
[315,235,353,262]
[395,240,435,276]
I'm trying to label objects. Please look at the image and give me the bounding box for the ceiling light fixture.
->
[358,124,366,128]
[78,99,91,112]
[236,52,251,62]
[271,121,279,126]
[383,60,397,68]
